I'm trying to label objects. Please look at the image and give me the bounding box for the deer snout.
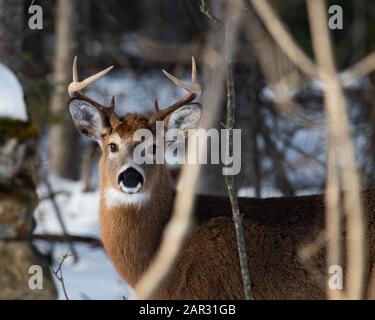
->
[118,167,144,194]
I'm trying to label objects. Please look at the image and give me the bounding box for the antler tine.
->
[161,57,201,95]
[72,56,79,82]
[108,96,121,128]
[68,57,121,128]
[68,56,114,98]
[191,56,197,84]
[152,57,201,123]
[154,99,160,112]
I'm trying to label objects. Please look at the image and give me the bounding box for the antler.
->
[150,57,202,123]
[68,56,120,128]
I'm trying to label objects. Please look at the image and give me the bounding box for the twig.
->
[282,138,326,168]
[53,253,72,300]
[224,70,254,299]
[223,0,253,300]
[340,51,375,82]
[39,190,71,202]
[200,0,223,26]
[44,178,79,262]
[0,234,103,247]
[225,174,254,299]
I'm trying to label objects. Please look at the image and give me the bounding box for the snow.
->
[33,176,133,300]
[0,64,28,121]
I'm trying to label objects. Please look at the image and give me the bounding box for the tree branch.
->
[53,253,72,300]
[0,234,103,247]
[199,0,223,26]
[307,0,365,300]
[224,61,254,300]
[248,0,319,80]
[340,51,375,82]
[44,178,79,262]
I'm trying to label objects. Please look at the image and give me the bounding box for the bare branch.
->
[38,190,71,202]
[0,234,102,247]
[44,178,79,262]
[340,51,375,82]
[223,0,254,300]
[200,0,223,26]
[307,0,366,300]
[248,0,319,80]
[53,253,72,300]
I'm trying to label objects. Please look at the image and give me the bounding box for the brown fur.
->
[92,115,375,299]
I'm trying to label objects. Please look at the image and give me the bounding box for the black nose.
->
[118,167,144,189]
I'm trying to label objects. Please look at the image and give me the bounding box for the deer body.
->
[101,170,375,299]
[67,58,375,299]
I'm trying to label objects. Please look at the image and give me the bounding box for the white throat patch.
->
[104,187,151,207]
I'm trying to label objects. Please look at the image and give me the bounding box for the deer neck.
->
[99,166,174,286]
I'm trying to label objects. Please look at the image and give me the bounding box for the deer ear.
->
[68,99,109,141]
[165,103,202,132]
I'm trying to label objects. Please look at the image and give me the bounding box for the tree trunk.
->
[196,0,228,196]
[235,63,262,197]
[48,0,85,180]
[0,119,57,299]
[0,0,24,74]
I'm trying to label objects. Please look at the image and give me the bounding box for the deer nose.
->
[118,167,144,194]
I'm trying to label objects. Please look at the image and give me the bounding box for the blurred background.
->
[0,0,374,299]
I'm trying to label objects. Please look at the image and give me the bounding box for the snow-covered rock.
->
[0,64,28,121]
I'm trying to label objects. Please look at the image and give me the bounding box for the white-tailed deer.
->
[68,57,375,299]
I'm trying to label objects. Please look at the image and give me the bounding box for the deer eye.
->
[108,143,118,153]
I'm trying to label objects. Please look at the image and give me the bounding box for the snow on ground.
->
[33,176,132,300]
[0,64,28,121]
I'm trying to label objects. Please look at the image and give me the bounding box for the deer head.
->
[68,57,201,206]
